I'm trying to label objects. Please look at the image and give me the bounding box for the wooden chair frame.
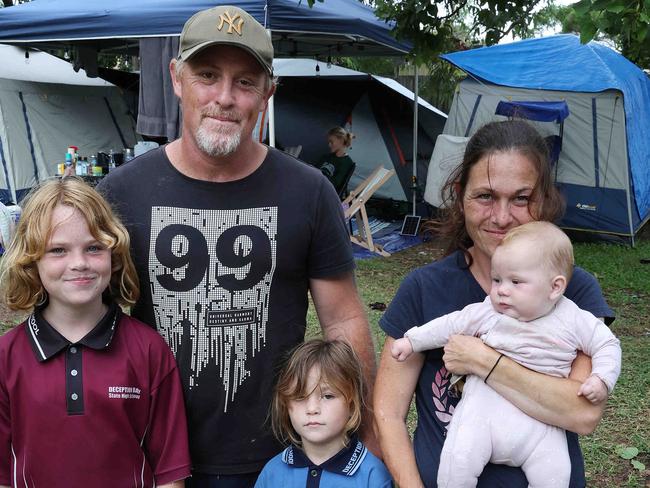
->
[342,165,395,257]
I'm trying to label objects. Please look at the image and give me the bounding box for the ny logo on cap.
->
[217,11,244,36]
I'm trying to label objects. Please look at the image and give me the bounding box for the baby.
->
[392,221,621,488]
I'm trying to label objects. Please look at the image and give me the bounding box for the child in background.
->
[392,221,621,488]
[255,339,392,487]
[317,127,356,195]
[0,177,190,488]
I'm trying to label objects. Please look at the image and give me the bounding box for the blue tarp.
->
[0,0,410,56]
[495,100,569,123]
[441,34,650,225]
[349,218,423,259]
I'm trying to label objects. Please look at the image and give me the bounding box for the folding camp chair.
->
[342,165,395,257]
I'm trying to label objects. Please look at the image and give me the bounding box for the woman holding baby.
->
[374,120,614,488]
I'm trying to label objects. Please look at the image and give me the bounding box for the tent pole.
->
[268,94,276,148]
[412,63,419,215]
[266,27,276,148]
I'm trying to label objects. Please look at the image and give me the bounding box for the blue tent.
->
[0,0,410,57]
[440,34,650,239]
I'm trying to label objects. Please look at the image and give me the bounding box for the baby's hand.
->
[577,375,608,404]
[391,338,414,362]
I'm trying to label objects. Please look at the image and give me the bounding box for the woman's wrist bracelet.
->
[484,353,505,383]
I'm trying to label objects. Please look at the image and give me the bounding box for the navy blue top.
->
[380,250,614,488]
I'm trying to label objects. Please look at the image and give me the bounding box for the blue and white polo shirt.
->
[254,437,393,487]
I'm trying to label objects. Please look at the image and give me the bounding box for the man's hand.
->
[391,338,414,362]
[578,375,609,404]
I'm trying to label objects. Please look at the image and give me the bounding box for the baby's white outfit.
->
[405,296,621,488]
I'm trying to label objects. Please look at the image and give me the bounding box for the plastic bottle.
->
[75,156,86,176]
[64,152,73,172]
[123,148,134,163]
[108,149,116,173]
[67,146,78,164]
[89,154,101,177]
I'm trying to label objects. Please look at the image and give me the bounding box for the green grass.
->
[571,240,650,486]
[1,236,648,486]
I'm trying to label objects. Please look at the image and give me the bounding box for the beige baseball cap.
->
[178,5,274,75]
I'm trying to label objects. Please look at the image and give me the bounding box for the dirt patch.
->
[607,290,650,337]
[0,302,27,334]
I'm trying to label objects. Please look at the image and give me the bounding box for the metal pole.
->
[412,64,419,215]
[266,27,275,148]
[268,93,276,148]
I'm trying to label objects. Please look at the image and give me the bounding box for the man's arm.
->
[443,335,605,434]
[309,271,379,456]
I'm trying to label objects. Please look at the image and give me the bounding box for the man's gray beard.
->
[195,123,242,158]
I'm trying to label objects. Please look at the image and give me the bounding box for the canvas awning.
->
[0,0,411,57]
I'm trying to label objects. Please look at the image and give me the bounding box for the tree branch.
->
[440,0,470,21]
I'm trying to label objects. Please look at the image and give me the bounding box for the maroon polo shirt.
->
[0,303,191,487]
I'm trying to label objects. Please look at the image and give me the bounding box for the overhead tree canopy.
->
[567,0,650,68]
[329,0,570,111]
[361,0,565,63]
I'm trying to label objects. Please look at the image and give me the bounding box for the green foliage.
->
[569,0,650,67]
[365,0,568,64]
[421,61,466,113]
[616,445,640,460]
[334,57,397,77]
[331,1,578,110]
[611,438,647,476]
[630,459,645,471]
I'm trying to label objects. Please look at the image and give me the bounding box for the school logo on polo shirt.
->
[108,386,142,400]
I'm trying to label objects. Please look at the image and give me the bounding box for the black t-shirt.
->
[98,146,354,475]
[317,153,355,192]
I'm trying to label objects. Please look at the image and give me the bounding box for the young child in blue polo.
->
[0,177,190,488]
[255,339,392,487]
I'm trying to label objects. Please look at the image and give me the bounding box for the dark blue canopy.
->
[0,0,410,56]
[495,100,569,123]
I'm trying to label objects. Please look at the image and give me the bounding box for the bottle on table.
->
[108,149,116,173]
[82,157,90,176]
[64,152,74,176]
[75,157,87,176]
[124,148,134,164]
[89,154,102,176]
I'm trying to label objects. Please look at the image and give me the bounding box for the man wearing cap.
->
[98,5,377,487]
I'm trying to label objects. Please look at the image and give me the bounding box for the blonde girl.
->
[317,127,356,196]
[0,177,190,488]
